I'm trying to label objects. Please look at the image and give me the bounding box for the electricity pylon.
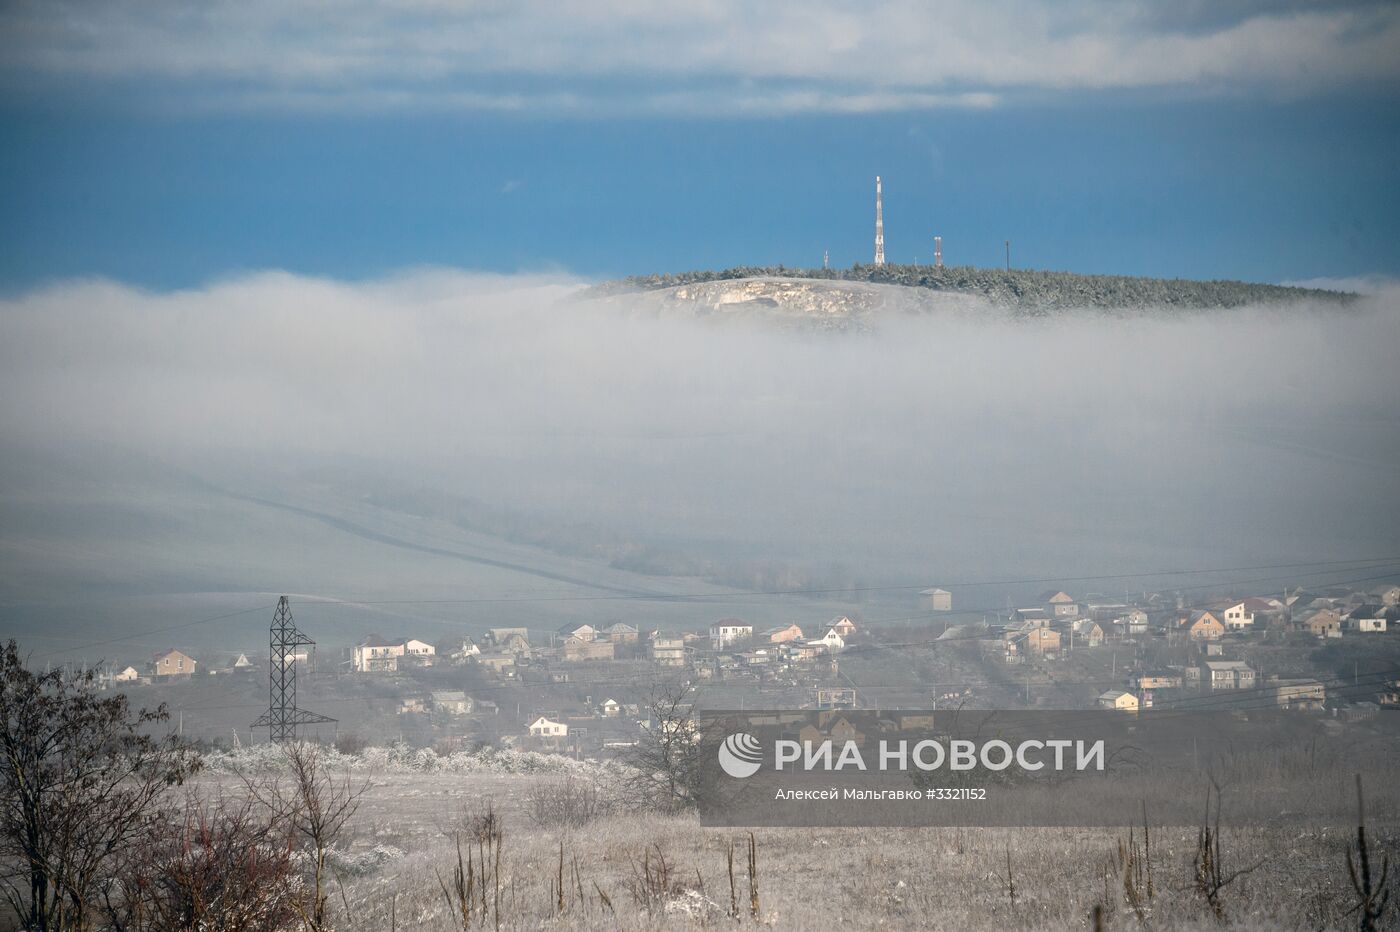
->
[251,596,334,742]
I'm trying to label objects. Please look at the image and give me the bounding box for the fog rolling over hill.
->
[1,269,1398,656]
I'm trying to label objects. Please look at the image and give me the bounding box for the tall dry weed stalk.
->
[1346,774,1391,932]
[1110,803,1156,922]
[1004,843,1017,910]
[1193,781,1262,921]
[747,831,759,918]
[627,844,676,912]
[436,828,503,931]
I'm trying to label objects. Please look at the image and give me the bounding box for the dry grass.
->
[300,769,1399,931]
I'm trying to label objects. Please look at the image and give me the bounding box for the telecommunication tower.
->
[823,249,829,270]
[873,176,886,266]
[934,235,943,269]
[251,596,335,743]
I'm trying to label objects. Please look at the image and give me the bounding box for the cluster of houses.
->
[524,695,636,747]
[997,585,1397,663]
[99,647,255,688]
[340,615,860,681]
[1097,665,1333,715]
[330,616,860,749]
[106,580,1396,753]
[986,584,1400,715]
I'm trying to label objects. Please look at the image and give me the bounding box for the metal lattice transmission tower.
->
[873,176,885,266]
[251,596,334,742]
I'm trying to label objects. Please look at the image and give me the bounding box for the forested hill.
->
[585,264,1355,313]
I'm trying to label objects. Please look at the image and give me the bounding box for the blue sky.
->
[2,1,1398,289]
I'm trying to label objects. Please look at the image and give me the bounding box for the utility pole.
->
[1005,239,1011,271]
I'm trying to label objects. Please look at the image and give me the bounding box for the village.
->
[93,577,1400,759]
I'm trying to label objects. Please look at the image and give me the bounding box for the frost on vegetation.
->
[663,889,725,921]
[326,844,404,876]
[589,264,1357,314]
[201,741,628,779]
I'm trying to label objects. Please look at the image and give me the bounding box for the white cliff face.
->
[592,277,993,330]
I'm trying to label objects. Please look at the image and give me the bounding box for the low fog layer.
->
[1,269,1398,651]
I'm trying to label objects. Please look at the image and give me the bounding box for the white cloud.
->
[2,1,1397,114]
[2,268,1399,590]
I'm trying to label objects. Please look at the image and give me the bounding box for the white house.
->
[113,665,141,683]
[709,619,753,649]
[1220,602,1254,631]
[352,636,435,672]
[528,716,568,738]
[1346,606,1388,633]
[558,622,597,642]
[403,639,436,662]
[600,698,621,717]
[352,636,405,672]
[812,629,846,651]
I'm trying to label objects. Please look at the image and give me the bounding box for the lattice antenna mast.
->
[934,235,942,268]
[873,176,886,266]
[252,596,335,742]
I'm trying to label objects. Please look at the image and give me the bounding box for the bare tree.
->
[101,791,300,932]
[0,641,199,931]
[250,742,366,931]
[623,681,701,812]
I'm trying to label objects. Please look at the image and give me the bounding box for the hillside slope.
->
[585,264,1355,314]
[583,276,993,330]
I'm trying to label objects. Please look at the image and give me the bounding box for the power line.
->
[23,556,1399,663]
[300,555,1400,607]
[31,604,276,660]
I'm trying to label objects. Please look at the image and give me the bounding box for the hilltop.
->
[579,275,993,331]
[582,264,1356,316]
